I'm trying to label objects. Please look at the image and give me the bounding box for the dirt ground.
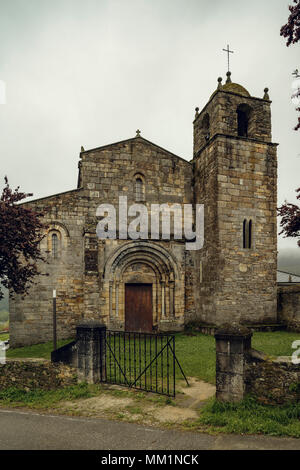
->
[57,377,216,426]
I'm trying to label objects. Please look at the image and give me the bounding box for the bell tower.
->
[193,72,278,326]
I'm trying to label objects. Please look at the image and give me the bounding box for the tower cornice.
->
[192,133,279,161]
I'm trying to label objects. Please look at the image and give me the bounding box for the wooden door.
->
[125,284,153,332]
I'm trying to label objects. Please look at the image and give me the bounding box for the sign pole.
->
[53,289,57,351]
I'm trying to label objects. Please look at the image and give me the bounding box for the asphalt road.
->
[0,408,299,450]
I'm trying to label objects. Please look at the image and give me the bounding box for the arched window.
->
[52,233,59,258]
[243,219,253,249]
[237,104,252,137]
[135,176,145,202]
[46,224,68,259]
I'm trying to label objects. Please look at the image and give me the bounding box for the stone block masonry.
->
[76,322,106,384]
[215,324,300,404]
[245,353,300,405]
[278,284,300,331]
[0,360,77,391]
[215,323,252,402]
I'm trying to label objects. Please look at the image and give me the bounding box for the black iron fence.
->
[103,330,188,397]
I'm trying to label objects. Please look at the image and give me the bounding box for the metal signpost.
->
[53,289,57,351]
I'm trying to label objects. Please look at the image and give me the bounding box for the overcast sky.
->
[0,0,299,253]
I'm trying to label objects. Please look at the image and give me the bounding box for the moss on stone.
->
[221,82,251,97]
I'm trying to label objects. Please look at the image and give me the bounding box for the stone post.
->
[76,322,106,384]
[214,324,252,402]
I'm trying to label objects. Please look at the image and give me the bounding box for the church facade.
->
[10,73,278,347]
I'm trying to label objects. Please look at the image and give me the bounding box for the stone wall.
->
[9,189,86,347]
[245,352,300,404]
[277,284,300,331]
[80,136,192,207]
[215,324,300,404]
[0,361,77,391]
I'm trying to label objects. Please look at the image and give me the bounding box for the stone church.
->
[10,72,278,347]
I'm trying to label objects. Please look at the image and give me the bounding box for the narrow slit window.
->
[135,177,144,202]
[243,219,247,248]
[243,219,252,249]
[248,220,252,249]
[52,233,59,258]
[238,110,248,137]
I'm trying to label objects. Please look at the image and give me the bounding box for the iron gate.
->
[102,330,189,397]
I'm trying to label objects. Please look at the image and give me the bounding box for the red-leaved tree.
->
[280,0,300,130]
[278,188,300,247]
[0,177,46,300]
[280,0,300,46]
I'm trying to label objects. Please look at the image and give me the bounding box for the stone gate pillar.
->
[76,322,106,384]
[214,324,252,402]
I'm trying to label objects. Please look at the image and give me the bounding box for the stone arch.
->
[104,241,180,281]
[102,241,183,330]
[117,255,165,281]
[44,221,70,258]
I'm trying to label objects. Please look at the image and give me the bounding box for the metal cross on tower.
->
[222,44,234,72]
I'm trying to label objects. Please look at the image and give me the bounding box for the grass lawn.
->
[6,338,73,360]
[174,332,216,383]
[186,396,300,438]
[0,382,98,409]
[5,329,300,385]
[175,330,300,384]
[252,330,300,357]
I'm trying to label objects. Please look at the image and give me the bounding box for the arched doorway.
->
[102,241,183,331]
